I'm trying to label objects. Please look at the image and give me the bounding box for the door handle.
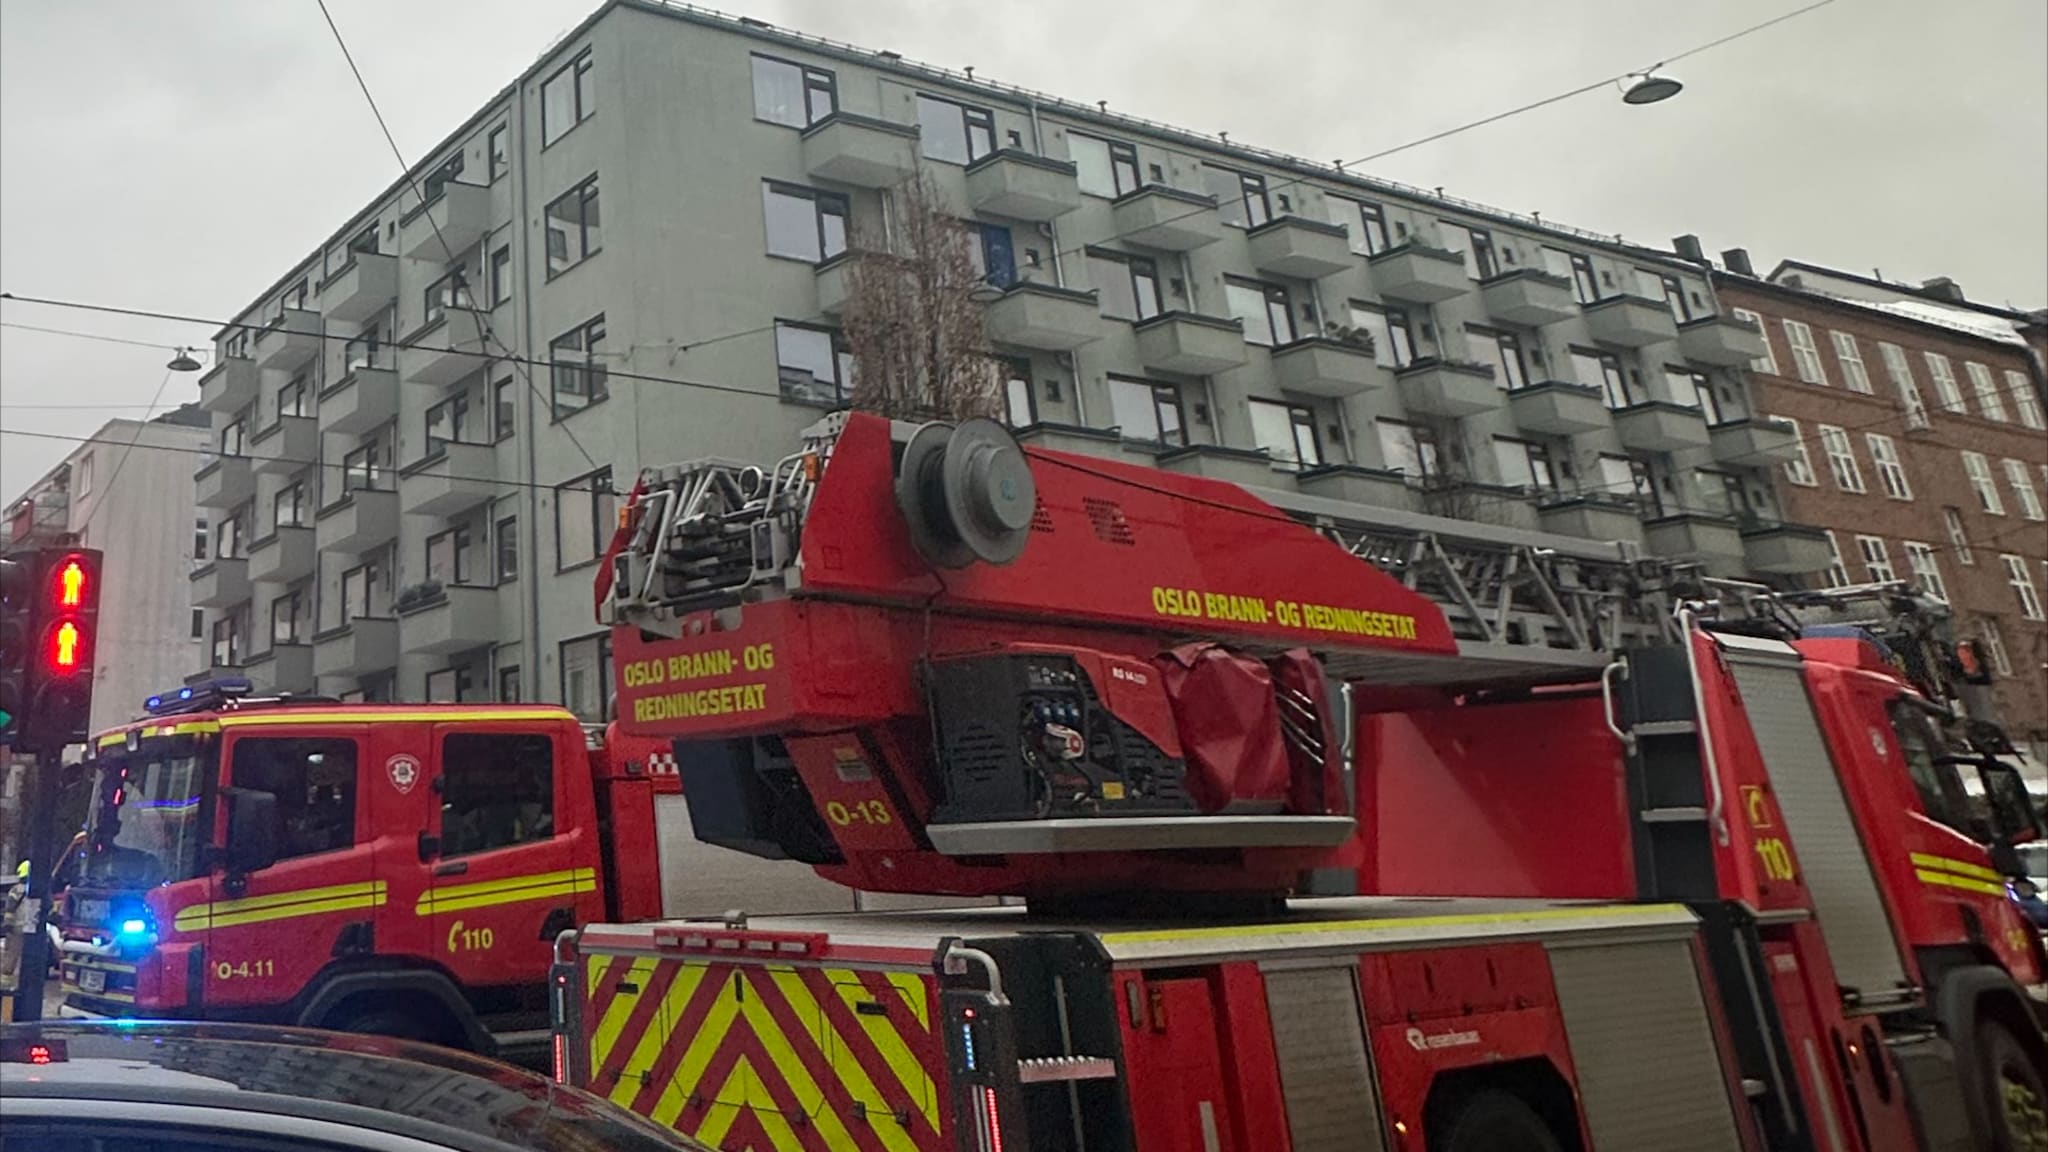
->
[434,860,469,877]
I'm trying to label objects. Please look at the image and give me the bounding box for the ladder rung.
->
[1641,806,1709,824]
[1632,720,1698,737]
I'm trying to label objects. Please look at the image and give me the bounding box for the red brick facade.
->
[1715,278,2048,760]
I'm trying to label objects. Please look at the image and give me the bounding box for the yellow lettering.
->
[631,682,771,723]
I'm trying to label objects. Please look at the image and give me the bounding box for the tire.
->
[1430,1090,1565,1152]
[1978,1016,2048,1152]
[337,1006,457,1048]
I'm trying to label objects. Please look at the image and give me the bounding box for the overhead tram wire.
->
[313,0,600,475]
[91,366,178,499]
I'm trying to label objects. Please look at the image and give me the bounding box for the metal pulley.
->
[894,419,1037,569]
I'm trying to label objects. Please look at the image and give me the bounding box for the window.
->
[1866,434,1911,500]
[1000,357,1035,428]
[761,182,848,263]
[751,55,835,127]
[494,378,515,442]
[498,665,522,703]
[916,94,994,164]
[1943,507,1975,565]
[1597,455,1637,502]
[190,608,204,641]
[340,559,384,623]
[489,245,512,307]
[1376,420,1441,484]
[1829,331,1871,393]
[2003,368,2045,429]
[1782,321,1826,385]
[487,124,508,182]
[1474,328,1529,391]
[1819,532,1851,589]
[277,377,307,421]
[1965,362,2009,422]
[1449,225,1496,279]
[1903,542,1948,601]
[2003,554,2045,620]
[270,584,310,644]
[1772,415,1818,486]
[1223,277,1292,345]
[560,632,613,721]
[1091,252,1163,323]
[555,466,615,570]
[1654,273,1691,323]
[425,524,475,586]
[210,612,243,667]
[964,222,1017,289]
[1203,166,1270,228]
[423,268,465,328]
[1878,342,1930,430]
[213,509,246,560]
[550,315,608,417]
[544,175,601,276]
[540,49,594,146]
[440,733,554,856]
[219,417,247,458]
[774,322,852,406]
[1249,399,1322,469]
[2005,459,2045,520]
[1349,303,1413,369]
[1666,367,1720,423]
[426,666,476,704]
[1573,348,1631,409]
[70,453,93,498]
[273,480,307,528]
[1924,353,1965,413]
[1817,425,1864,493]
[344,323,385,375]
[193,516,209,562]
[1857,535,1896,583]
[1732,308,1777,375]
[1979,618,2014,677]
[231,737,356,861]
[1333,198,1389,256]
[1107,376,1185,446]
[1963,451,2004,514]
[425,391,474,447]
[1493,437,1557,494]
[1070,133,1140,198]
[418,153,464,206]
[1565,252,1600,304]
[496,516,519,582]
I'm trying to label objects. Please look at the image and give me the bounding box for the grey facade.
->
[194,0,1820,716]
[5,406,212,734]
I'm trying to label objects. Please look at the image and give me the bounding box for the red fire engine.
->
[551,412,2047,1151]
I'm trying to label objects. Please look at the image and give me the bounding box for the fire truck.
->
[551,412,2048,1151]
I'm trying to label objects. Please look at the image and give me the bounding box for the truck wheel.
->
[338,1007,453,1048]
[1979,1017,2048,1152]
[1430,1090,1564,1152]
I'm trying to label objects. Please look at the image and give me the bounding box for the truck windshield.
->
[82,746,215,888]
[1888,700,1984,844]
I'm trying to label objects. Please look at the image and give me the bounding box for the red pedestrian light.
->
[50,620,83,671]
[55,557,87,608]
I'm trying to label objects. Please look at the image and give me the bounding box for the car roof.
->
[0,1021,702,1152]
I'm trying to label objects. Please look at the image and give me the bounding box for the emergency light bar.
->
[145,676,252,716]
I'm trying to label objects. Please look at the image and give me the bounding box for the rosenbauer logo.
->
[1405,1026,1481,1052]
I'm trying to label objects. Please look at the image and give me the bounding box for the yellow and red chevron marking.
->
[582,952,947,1152]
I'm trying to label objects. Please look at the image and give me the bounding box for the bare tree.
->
[840,172,1001,421]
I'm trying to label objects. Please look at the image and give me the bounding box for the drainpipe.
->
[516,85,543,704]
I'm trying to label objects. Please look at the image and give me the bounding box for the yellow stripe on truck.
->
[1915,868,2007,898]
[172,881,388,932]
[412,868,597,915]
[1909,852,2005,884]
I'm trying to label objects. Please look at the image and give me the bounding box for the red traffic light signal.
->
[53,556,88,608]
[10,548,102,750]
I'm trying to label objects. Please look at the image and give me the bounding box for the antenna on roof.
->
[964,65,975,80]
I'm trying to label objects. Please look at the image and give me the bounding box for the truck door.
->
[425,725,582,990]
[208,728,374,1011]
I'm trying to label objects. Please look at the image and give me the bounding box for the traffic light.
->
[0,556,29,742]
[2,548,103,751]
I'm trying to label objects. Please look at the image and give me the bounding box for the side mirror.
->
[1978,760,2042,854]
[223,787,280,876]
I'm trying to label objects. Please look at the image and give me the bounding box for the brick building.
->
[1714,262,2048,764]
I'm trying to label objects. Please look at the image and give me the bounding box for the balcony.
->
[983,282,1102,351]
[1133,312,1247,376]
[399,181,491,261]
[398,307,490,387]
[315,488,399,553]
[318,363,399,435]
[815,253,851,317]
[1425,482,1539,533]
[1612,401,1712,453]
[1293,465,1419,513]
[254,309,322,370]
[190,559,250,609]
[245,643,315,694]
[801,112,919,188]
[964,150,1082,221]
[313,617,399,679]
[1111,185,1222,251]
[1583,295,1679,348]
[249,416,317,476]
[194,456,254,510]
[319,252,398,325]
[1010,422,1124,463]
[1643,513,1746,577]
[397,584,499,656]
[197,358,259,414]
[1538,495,1646,548]
[1740,521,1833,575]
[248,526,316,584]
[399,442,497,518]
[1507,380,1611,436]
[1156,444,1283,490]
[1394,358,1499,419]
[1245,216,1353,279]
[1709,417,1801,467]
[1367,242,1469,303]
[1479,269,1578,326]
[1268,338,1386,399]
[1678,314,1770,367]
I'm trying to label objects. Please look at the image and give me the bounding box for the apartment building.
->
[4,405,213,734]
[190,0,1823,717]
[1714,261,2048,762]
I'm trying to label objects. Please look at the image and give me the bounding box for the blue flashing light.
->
[178,687,193,700]
[145,695,163,711]
[118,918,149,937]
[143,676,254,716]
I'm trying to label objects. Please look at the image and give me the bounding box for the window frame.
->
[1349,301,1414,369]
[1375,419,1443,486]
[2001,554,2044,620]
[1222,276,1293,346]
[1338,198,1390,256]
[424,522,478,587]
[1106,375,1187,447]
[1571,347,1632,410]
[493,377,516,442]
[1089,250,1164,323]
[1978,618,2013,676]
[540,48,595,147]
[1963,451,2005,515]
[1865,433,1912,500]
[2003,458,2046,520]
[496,514,520,583]
[1829,330,1872,394]
[1942,506,1976,566]
[487,124,508,182]
[1924,352,1966,413]
[773,320,853,407]
[750,53,837,128]
[438,731,557,857]
[2006,368,2045,429]
[1820,530,1851,589]
[1732,308,1777,375]
[559,631,614,722]
[549,315,609,419]
[229,736,358,862]
[1965,361,2010,422]
[1069,132,1141,198]
[1902,541,1948,601]
[1491,436,1557,494]
[1855,534,1896,583]
[914,93,996,165]
[543,174,602,278]
[1247,398,1323,470]
[761,180,850,264]
[489,245,513,307]
[1877,341,1930,430]
[1772,414,1818,487]
[553,466,615,572]
[1817,424,1865,493]
[1472,328,1530,392]
[1782,320,1827,385]
[999,356,1036,429]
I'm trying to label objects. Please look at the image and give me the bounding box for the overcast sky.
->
[2,0,2043,497]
